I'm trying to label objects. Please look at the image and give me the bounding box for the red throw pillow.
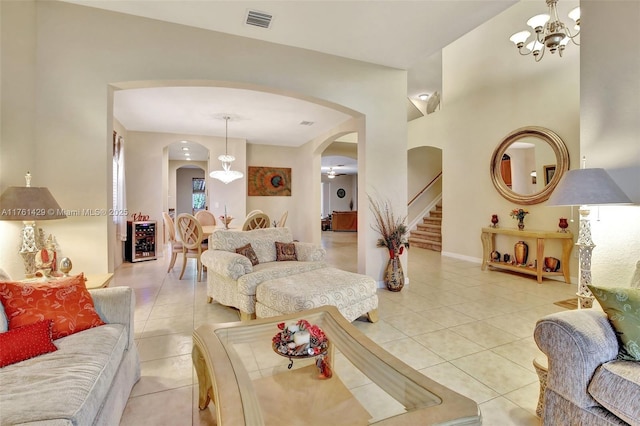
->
[0,274,105,340]
[0,320,58,367]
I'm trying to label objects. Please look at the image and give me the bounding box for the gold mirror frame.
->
[490,126,570,205]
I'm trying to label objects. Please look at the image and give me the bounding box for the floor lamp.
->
[547,164,631,308]
[0,172,66,277]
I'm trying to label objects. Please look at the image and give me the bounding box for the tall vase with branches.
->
[368,194,409,291]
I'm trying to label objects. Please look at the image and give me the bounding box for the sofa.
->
[201,227,327,320]
[534,309,640,426]
[0,286,140,425]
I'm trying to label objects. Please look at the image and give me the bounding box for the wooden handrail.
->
[408,172,442,207]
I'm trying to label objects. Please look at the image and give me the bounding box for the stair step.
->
[408,238,442,252]
[410,230,442,241]
[423,217,442,225]
[429,210,442,218]
[417,223,441,233]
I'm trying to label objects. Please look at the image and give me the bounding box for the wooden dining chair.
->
[246,209,263,218]
[276,211,288,227]
[242,212,270,231]
[162,212,183,273]
[176,213,208,281]
[194,210,216,227]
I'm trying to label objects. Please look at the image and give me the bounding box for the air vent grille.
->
[246,10,273,28]
[299,121,314,126]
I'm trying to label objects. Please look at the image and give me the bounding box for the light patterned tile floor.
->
[119,231,575,425]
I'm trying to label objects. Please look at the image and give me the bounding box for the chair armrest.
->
[534,309,619,408]
[201,250,253,280]
[294,242,326,262]
[89,286,136,349]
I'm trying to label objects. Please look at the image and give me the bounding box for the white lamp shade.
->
[526,40,544,54]
[547,168,632,206]
[527,14,550,30]
[559,36,570,47]
[209,169,243,184]
[509,30,531,46]
[568,7,580,23]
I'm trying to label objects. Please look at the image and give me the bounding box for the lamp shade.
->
[547,168,632,206]
[0,187,67,220]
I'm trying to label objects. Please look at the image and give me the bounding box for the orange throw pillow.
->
[0,274,105,340]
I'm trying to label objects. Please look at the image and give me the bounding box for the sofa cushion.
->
[0,323,128,425]
[589,285,640,361]
[275,241,297,261]
[237,261,327,297]
[0,274,105,340]
[236,243,260,266]
[211,227,294,263]
[0,319,57,367]
[588,360,640,426]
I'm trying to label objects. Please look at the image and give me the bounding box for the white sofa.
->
[201,227,327,320]
[0,286,140,425]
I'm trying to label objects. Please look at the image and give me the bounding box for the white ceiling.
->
[66,0,519,162]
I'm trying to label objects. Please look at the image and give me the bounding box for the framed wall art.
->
[544,164,556,186]
[248,166,292,196]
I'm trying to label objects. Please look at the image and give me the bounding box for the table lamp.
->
[0,172,66,277]
[547,159,632,308]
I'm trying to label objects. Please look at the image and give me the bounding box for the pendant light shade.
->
[210,116,243,184]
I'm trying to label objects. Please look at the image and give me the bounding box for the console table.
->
[480,227,573,284]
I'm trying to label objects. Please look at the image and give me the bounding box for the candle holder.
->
[272,319,331,378]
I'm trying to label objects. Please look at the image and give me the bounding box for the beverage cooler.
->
[125,221,157,262]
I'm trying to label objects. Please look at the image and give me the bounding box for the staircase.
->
[408,203,442,252]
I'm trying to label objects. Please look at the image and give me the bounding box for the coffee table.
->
[192,306,481,425]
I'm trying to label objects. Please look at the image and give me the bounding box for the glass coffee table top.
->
[192,306,481,425]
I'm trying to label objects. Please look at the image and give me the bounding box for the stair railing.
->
[408,172,442,207]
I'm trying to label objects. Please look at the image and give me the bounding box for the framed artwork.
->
[248,166,292,196]
[337,188,346,198]
[544,164,556,185]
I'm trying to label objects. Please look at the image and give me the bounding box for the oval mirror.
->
[490,126,569,205]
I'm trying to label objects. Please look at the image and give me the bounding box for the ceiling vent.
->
[246,10,273,29]
[299,121,314,126]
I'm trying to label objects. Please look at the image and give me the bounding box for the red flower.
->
[297,319,311,330]
[277,322,285,330]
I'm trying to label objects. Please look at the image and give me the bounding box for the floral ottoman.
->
[255,267,379,322]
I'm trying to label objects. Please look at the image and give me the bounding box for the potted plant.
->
[368,194,409,291]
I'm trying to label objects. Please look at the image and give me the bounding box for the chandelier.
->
[509,0,580,62]
[210,116,243,184]
[327,168,336,179]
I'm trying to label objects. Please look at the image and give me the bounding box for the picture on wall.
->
[544,164,556,185]
[248,166,292,196]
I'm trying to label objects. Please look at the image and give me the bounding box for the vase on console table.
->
[517,217,525,230]
[514,241,528,265]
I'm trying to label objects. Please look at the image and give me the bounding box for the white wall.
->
[407,146,442,223]
[580,1,640,285]
[0,1,407,280]
[321,175,357,213]
[409,0,580,273]
[176,167,205,215]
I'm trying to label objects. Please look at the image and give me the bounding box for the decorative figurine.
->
[490,250,501,262]
[490,214,499,228]
[59,257,73,277]
[503,254,511,263]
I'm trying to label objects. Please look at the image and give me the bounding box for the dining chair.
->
[194,210,216,227]
[246,209,263,218]
[176,213,208,281]
[276,210,288,227]
[242,212,270,231]
[162,212,183,273]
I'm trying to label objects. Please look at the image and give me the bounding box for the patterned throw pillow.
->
[589,285,640,361]
[236,243,259,266]
[0,320,58,367]
[0,274,105,340]
[275,241,297,261]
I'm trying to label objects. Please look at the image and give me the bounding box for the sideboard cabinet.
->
[480,227,573,283]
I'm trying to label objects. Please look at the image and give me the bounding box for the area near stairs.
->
[409,203,442,252]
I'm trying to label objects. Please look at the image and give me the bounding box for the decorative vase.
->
[517,217,525,230]
[558,217,569,232]
[514,241,528,265]
[384,250,404,292]
[491,214,499,228]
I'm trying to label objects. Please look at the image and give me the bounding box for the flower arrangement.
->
[272,319,329,357]
[510,208,529,221]
[368,194,409,258]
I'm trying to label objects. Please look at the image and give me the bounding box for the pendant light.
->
[210,116,243,184]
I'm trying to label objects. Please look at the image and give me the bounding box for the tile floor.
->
[118,231,576,425]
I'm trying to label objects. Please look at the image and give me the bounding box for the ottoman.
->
[255,267,379,322]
